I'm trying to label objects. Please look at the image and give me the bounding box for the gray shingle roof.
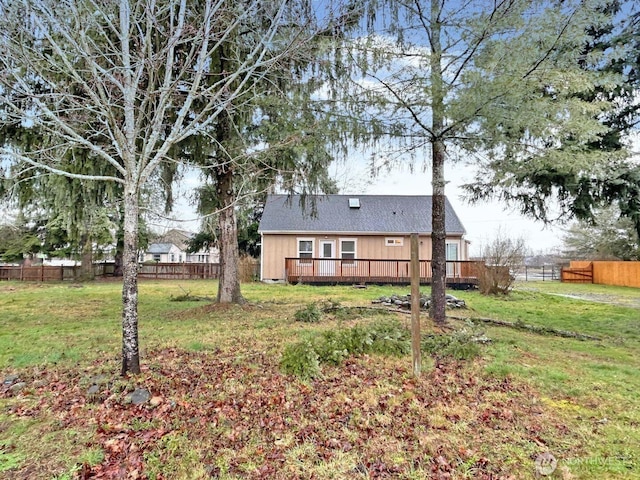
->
[147,243,175,254]
[258,195,466,235]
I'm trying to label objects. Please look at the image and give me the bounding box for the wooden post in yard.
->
[410,233,421,377]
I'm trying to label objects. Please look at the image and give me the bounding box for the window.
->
[340,239,356,265]
[385,237,403,247]
[153,254,161,262]
[170,253,175,262]
[298,238,314,264]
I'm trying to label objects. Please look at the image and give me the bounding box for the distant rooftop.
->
[147,243,175,254]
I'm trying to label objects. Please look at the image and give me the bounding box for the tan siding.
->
[262,234,299,280]
[261,233,466,281]
[354,235,433,260]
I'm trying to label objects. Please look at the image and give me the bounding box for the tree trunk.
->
[113,204,125,277]
[121,184,141,375]
[429,0,447,325]
[113,248,123,277]
[78,232,95,281]
[212,40,244,305]
[216,163,245,304]
[430,140,447,324]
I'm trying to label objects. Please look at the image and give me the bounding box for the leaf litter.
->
[1,347,568,479]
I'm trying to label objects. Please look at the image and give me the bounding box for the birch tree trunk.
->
[121,184,141,375]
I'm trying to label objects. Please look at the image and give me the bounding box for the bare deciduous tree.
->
[477,231,528,295]
[0,0,326,374]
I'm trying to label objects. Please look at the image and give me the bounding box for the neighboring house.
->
[258,194,475,285]
[143,242,184,263]
[141,229,220,263]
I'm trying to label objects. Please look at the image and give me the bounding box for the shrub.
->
[294,303,322,323]
[280,341,321,379]
[342,324,375,356]
[238,255,260,282]
[313,330,351,365]
[476,230,527,295]
[280,320,412,378]
[422,321,487,360]
[368,321,412,356]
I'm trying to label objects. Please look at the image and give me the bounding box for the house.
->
[143,242,184,263]
[141,229,220,264]
[258,194,476,285]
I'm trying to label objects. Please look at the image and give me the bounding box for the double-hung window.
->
[298,239,314,264]
[340,239,356,266]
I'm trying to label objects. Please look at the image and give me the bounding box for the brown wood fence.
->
[138,262,220,280]
[562,261,640,288]
[0,261,260,282]
[0,263,115,282]
[561,261,594,284]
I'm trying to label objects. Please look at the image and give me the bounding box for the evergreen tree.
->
[326,0,616,323]
[186,0,346,304]
[467,1,640,237]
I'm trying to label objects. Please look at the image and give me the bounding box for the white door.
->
[319,241,335,276]
[446,242,459,277]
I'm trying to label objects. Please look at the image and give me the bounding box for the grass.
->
[1,279,639,478]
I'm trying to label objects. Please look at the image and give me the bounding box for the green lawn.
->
[0,280,638,479]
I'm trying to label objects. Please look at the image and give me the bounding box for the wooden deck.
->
[285,258,481,288]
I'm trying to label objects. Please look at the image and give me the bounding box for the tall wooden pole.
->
[410,233,422,377]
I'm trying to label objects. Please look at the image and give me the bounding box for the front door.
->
[319,240,335,276]
[446,242,459,277]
